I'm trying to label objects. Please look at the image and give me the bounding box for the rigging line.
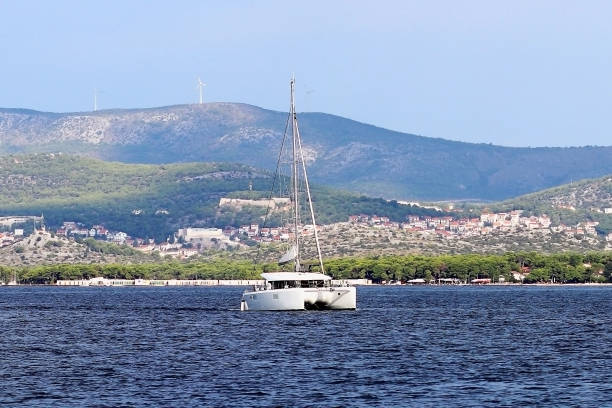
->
[291,78,301,272]
[252,110,292,270]
[295,117,325,274]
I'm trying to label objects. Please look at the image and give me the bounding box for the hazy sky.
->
[1,0,611,147]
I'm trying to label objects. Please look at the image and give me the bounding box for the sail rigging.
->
[239,78,357,311]
[287,77,325,273]
[256,77,325,273]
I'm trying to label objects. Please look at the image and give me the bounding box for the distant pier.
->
[55,277,372,287]
[56,277,264,287]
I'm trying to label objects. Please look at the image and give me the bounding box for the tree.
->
[564,266,583,283]
[525,267,549,283]
[604,262,612,282]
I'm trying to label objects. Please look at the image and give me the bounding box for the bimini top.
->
[260,272,332,282]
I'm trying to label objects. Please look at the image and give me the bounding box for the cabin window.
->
[298,280,325,288]
[271,280,300,289]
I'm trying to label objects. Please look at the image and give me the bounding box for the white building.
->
[0,216,43,227]
[538,215,551,228]
[176,227,236,248]
[111,231,128,244]
[177,228,225,242]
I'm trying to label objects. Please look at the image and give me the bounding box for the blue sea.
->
[1,285,610,407]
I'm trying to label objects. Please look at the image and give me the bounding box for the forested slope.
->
[0,154,444,240]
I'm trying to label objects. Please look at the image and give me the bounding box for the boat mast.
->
[290,76,301,272]
[290,77,325,274]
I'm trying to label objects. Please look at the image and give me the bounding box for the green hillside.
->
[0,154,445,241]
[1,103,611,200]
[481,175,612,233]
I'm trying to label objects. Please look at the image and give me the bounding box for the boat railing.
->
[251,284,270,292]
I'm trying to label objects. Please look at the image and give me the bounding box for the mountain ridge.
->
[5,103,610,148]
[1,103,611,200]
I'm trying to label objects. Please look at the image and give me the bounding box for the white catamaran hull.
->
[241,286,356,311]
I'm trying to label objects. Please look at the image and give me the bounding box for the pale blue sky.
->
[1,0,611,147]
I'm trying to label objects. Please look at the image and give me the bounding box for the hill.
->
[0,229,155,266]
[1,104,611,200]
[0,154,444,241]
[481,175,612,233]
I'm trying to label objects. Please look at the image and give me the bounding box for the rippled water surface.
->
[1,285,611,407]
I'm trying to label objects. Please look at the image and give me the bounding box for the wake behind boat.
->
[240,78,356,311]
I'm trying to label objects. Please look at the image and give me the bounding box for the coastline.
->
[2,281,612,287]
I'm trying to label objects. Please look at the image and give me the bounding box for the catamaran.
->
[240,78,356,311]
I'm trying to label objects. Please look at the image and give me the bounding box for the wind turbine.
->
[196,77,206,104]
[93,88,98,112]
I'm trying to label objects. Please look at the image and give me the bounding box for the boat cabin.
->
[260,272,331,290]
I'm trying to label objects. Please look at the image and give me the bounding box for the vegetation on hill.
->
[0,154,446,241]
[3,252,610,284]
[0,229,156,266]
[324,252,612,283]
[472,175,612,234]
[1,103,611,200]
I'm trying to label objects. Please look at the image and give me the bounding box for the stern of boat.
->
[307,286,356,310]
